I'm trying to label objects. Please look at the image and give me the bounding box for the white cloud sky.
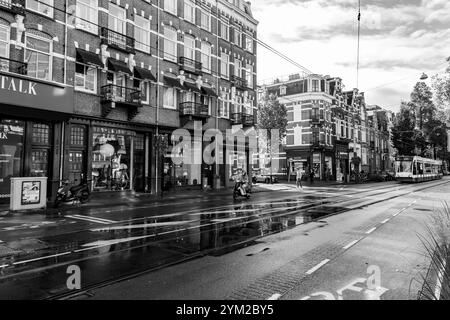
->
[252,0,450,112]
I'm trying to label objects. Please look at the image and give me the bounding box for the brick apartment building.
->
[0,0,258,203]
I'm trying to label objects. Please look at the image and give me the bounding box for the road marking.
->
[306,259,330,275]
[365,227,377,234]
[434,260,447,300]
[12,252,71,266]
[267,293,281,300]
[381,218,390,224]
[343,240,359,250]
[66,215,114,225]
[0,240,3,243]
[72,215,116,224]
[91,221,191,232]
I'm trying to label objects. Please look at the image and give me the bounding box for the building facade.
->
[0,0,258,204]
[260,73,394,182]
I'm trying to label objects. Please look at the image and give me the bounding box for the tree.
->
[256,92,288,182]
[392,102,420,156]
[432,60,450,123]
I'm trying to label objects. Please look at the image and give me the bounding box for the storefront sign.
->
[0,73,74,114]
[21,181,41,205]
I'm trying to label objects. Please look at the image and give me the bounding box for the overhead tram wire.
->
[30,0,315,78]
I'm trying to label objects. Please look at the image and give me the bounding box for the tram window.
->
[418,163,424,174]
[413,163,417,175]
[398,161,412,172]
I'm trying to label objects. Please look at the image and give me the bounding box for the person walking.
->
[309,168,315,185]
[296,168,303,189]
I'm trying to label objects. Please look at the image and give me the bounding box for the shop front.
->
[0,72,74,203]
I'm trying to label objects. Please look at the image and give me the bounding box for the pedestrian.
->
[310,169,315,184]
[296,168,303,189]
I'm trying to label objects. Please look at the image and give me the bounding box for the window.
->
[135,16,150,52]
[163,26,177,62]
[201,42,211,73]
[25,35,52,81]
[312,80,319,92]
[220,21,229,40]
[109,4,126,35]
[163,87,177,109]
[184,35,196,60]
[164,0,177,15]
[134,79,150,104]
[302,134,311,145]
[220,52,229,78]
[245,64,253,89]
[245,33,253,52]
[235,96,243,113]
[301,110,311,121]
[184,0,196,24]
[27,0,53,17]
[32,123,50,144]
[75,63,97,93]
[76,0,98,34]
[0,25,9,72]
[219,92,229,118]
[234,28,241,47]
[200,9,211,31]
[235,59,241,77]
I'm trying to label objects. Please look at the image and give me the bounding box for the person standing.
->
[296,168,303,189]
[309,168,315,184]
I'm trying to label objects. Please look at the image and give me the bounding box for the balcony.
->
[100,84,142,121]
[101,27,135,54]
[231,113,255,127]
[230,75,247,90]
[179,102,210,125]
[179,57,202,75]
[0,0,25,15]
[0,57,27,75]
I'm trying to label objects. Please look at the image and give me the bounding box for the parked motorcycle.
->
[54,175,91,208]
[233,181,251,200]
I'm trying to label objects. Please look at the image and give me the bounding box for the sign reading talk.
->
[0,73,74,114]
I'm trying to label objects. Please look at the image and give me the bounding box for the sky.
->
[251,0,450,112]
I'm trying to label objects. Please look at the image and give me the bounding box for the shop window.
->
[133,134,145,192]
[31,150,48,177]
[32,123,50,144]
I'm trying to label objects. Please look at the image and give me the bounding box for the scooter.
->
[233,181,251,200]
[54,175,91,208]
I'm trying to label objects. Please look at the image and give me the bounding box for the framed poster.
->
[21,181,41,205]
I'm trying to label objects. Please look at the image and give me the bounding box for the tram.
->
[394,156,443,183]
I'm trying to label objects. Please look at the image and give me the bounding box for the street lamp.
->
[420,73,429,80]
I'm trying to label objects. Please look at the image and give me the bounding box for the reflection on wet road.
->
[0,181,444,299]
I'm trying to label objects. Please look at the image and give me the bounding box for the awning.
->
[183,78,202,93]
[107,58,132,75]
[163,73,184,90]
[134,67,156,82]
[76,49,104,68]
[201,83,218,97]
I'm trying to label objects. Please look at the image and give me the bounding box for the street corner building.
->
[260,74,395,183]
[0,0,258,204]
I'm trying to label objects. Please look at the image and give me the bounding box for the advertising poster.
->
[21,181,41,205]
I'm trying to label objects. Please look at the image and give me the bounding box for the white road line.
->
[72,214,116,224]
[267,293,281,300]
[306,259,330,275]
[0,240,3,243]
[365,227,377,234]
[12,252,71,266]
[343,240,359,250]
[0,264,8,268]
[434,260,447,300]
[66,215,111,225]
[381,218,390,224]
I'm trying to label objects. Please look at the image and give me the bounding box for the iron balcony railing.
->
[230,75,247,90]
[179,102,210,118]
[0,0,25,15]
[179,57,202,74]
[0,57,27,75]
[101,27,135,53]
[100,84,142,105]
[231,113,255,127]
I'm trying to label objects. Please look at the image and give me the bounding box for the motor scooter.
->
[54,174,91,208]
[233,181,251,200]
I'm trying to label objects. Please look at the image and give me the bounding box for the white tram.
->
[395,156,443,183]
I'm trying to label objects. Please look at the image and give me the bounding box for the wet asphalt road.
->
[0,179,448,299]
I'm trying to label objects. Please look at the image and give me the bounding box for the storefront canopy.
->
[76,49,104,68]
[201,83,218,97]
[107,59,132,76]
[163,73,184,90]
[183,78,202,93]
[134,67,156,82]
